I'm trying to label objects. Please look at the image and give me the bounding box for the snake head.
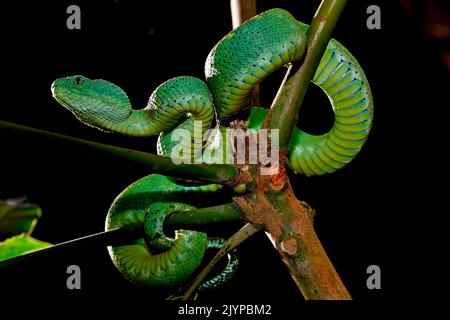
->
[51,75,132,130]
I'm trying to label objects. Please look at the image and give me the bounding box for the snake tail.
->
[198,238,240,292]
[287,36,373,176]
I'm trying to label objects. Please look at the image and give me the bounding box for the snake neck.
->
[102,105,213,138]
[102,109,166,137]
[53,76,215,138]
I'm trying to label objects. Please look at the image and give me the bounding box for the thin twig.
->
[0,203,242,271]
[0,228,130,272]
[181,223,262,300]
[0,120,238,185]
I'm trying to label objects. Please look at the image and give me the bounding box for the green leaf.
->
[0,198,42,236]
[0,234,52,261]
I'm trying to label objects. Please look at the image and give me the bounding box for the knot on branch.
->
[300,201,316,221]
[281,238,298,256]
[268,164,288,192]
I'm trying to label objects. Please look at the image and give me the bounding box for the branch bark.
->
[234,177,351,299]
[233,0,352,300]
[230,0,257,27]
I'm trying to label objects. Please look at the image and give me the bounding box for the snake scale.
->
[51,9,373,290]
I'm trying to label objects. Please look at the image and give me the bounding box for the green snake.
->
[51,9,373,289]
[105,174,238,289]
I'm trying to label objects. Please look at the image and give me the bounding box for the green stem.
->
[0,203,242,271]
[0,120,238,185]
[268,0,348,148]
[0,229,130,272]
[167,203,242,229]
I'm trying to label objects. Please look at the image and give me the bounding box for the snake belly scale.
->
[51,9,373,289]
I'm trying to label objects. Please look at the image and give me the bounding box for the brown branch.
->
[234,178,351,299]
[230,0,257,28]
[233,0,352,300]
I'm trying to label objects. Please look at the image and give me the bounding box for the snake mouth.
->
[51,81,71,110]
[53,95,70,110]
[50,81,57,97]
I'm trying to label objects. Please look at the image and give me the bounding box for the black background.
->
[0,0,446,313]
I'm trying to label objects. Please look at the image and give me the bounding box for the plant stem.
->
[181,223,262,300]
[0,120,238,185]
[167,203,242,229]
[0,229,130,272]
[267,0,348,148]
[0,203,242,271]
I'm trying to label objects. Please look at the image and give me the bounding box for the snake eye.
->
[74,76,84,86]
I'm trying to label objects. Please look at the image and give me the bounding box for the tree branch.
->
[233,0,352,300]
[230,0,257,27]
[234,179,351,300]
[0,120,238,185]
[167,203,242,229]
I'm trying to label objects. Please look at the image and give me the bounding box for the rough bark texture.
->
[228,0,352,300]
[233,166,351,300]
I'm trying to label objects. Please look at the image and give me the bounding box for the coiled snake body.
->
[51,9,373,290]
